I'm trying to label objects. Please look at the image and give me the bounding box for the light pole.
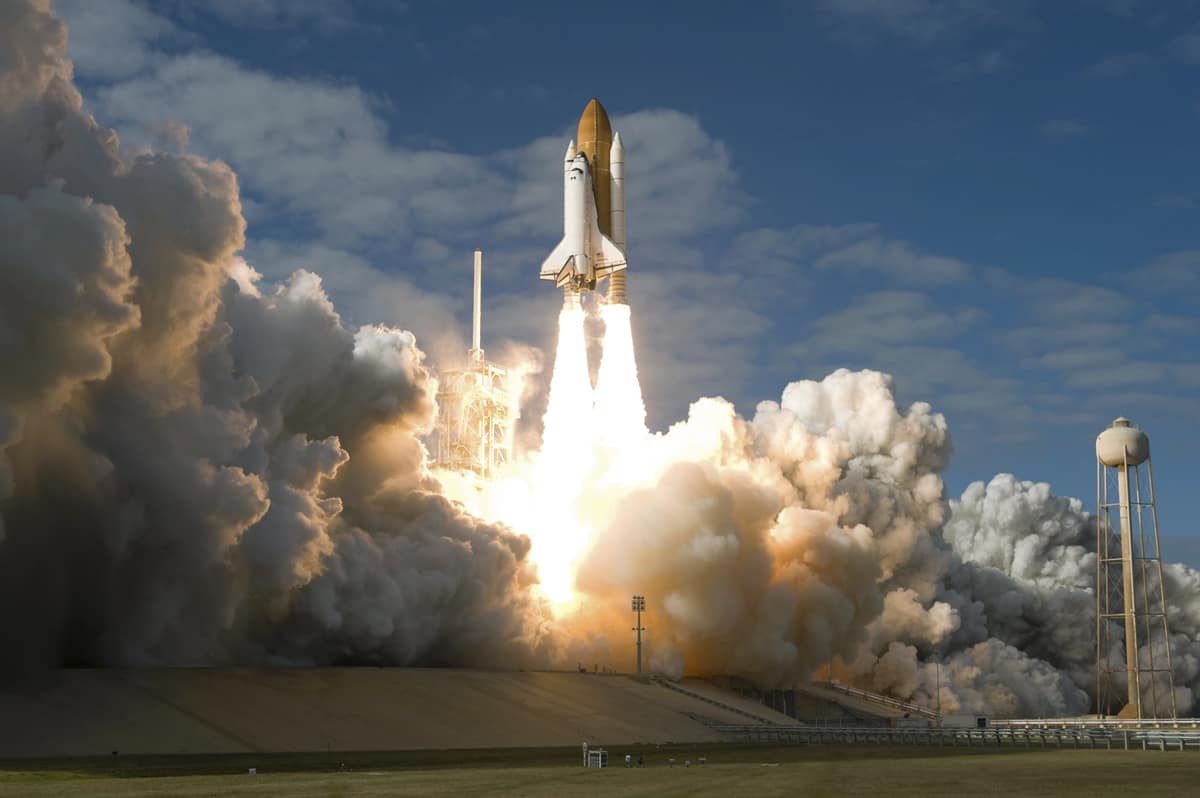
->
[934,656,942,719]
[631,595,646,675]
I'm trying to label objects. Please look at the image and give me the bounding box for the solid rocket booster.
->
[608,131,626,304]
[539,98,629,305]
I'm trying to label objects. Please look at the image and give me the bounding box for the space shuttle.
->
[540,99,629,305]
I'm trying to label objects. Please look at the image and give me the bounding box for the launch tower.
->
[434,250,513,477]
[1095,417,1177,719]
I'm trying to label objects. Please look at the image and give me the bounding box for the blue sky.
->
[53,0,1200,562]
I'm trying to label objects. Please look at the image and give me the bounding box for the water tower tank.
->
[1095,417,1150,467]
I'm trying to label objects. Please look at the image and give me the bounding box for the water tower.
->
[1094,417,1177,719]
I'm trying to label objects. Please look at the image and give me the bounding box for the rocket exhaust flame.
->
[449,294,651,609]
[540,303,593,466]
[594,303,646,454]
[437,299,598,608]
[523,302,595,605]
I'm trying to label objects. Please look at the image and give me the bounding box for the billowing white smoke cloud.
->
[569,371,1119,716]
[0,0,548,671]
[2,0,1197,720]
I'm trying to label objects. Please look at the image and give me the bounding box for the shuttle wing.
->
[592,231,627,278]
[540,238,572,282]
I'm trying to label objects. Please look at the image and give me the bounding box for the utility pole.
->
[935,657,942,718]
[631,595,645,675]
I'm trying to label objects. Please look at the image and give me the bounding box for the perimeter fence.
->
[696,718,1200,752]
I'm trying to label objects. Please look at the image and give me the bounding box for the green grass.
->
[1,745,1196,797]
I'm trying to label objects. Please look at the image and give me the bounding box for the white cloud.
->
[798,290,980,354]
[494,109,746,246]
[1169,27,1200,64]
[1027,346,1115,371]
[174,0,361,31]
[631,266,773,417]
[1039,119,1088,137]
[779,289,1029,423]
[1085,52,1152,78]
[1152,193,1198,209]
[85,49,748,274]
[1131,249,1200,294]
[1021,279,1131,319]
[51,7,764,425]
[815,236,973,284]
[1085,0,1146,17]
[1147,313,1200,336]
[54,0,175,80]
[47,0,1200,452]
[814,0,1037,46]
[93,52,511,250]
[993,267,1200,415]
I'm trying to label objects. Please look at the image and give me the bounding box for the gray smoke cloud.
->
[572,371,1109,716]
[0,0,548,672]
[2,0,1197,719]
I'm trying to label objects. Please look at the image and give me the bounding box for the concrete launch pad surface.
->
[0,669,795,757]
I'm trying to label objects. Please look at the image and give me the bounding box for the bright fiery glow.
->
[594,304,647,454]
[436,300,652,609]
[523,303,596,604]
[539,305,594,470]
[436,299,651,610]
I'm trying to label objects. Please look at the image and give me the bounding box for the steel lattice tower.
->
[433,250,513,478]
[1095,417,1177,719]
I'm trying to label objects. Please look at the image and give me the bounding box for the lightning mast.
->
[470,249,483,364]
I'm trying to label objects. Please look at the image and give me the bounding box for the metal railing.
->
[810,681,940,721]
[658,679,796,726]
[993,717,1200,731]
[700,723,1200,751]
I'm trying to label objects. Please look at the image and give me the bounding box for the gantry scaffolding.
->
[433,250,512,478]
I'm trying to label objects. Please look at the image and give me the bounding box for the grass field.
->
[1,744,1196,797]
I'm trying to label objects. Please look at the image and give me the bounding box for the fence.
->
[658,679,796,726]
[810,681,940,721]
[696,719,1200,751]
